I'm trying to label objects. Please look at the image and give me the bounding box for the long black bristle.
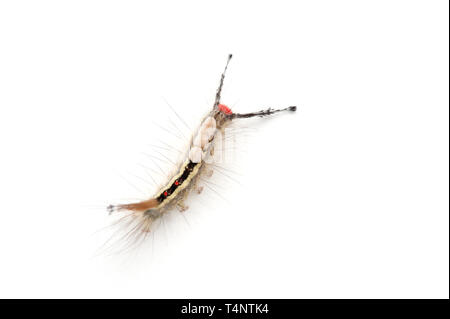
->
[230,106,297,119]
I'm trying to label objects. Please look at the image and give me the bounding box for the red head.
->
[218,103,233,115]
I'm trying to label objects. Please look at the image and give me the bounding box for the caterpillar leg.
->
[141,219,152,233]
[206,169,214,178]
[176,202,189,212]
[196,186,204,194]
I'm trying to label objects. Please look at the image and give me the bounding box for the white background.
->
[0,1,448,298]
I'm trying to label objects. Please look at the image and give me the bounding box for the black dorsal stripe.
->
[156,161,198,203]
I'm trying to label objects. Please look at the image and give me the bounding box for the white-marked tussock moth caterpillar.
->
[106,54,296,249]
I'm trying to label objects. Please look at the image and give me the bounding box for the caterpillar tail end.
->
[107,198,159,214]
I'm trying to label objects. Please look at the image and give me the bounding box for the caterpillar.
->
[106,54,296,247]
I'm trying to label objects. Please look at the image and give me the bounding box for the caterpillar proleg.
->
[107,54,296,247]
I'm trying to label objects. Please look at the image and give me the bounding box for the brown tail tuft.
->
[114,198,159,212]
